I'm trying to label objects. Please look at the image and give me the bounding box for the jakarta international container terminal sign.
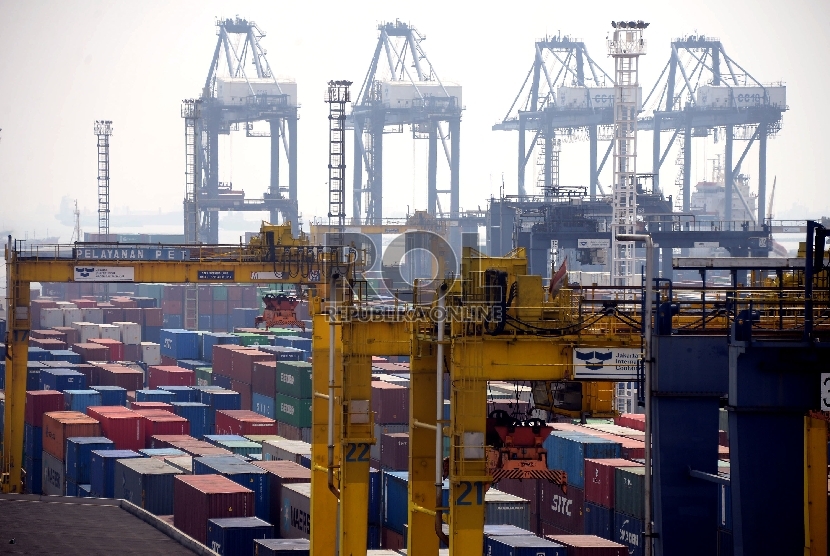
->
[572,347,641,380]
[74,266,135,282]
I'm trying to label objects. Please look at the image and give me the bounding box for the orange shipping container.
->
[42,411,101,461]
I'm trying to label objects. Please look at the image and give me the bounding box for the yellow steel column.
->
[448,336,488,555]
[338,319,373,554]
[804,415,827,556]
[407,333,440,555]
[310,311,341,555]
[2,246,29,493]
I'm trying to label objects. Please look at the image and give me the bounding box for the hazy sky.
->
[1,0,828,242]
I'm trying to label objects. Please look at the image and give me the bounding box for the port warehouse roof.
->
[0,494,205,555]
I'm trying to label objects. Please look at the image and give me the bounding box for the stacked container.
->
[114,457,182,514]
[23,391,65,493]
[65,436,114,495]
[90,449,141,497]
[171,402,211,440]
[280,482,312,539]
[583,458,643,541]
[87,406,143,450]
[41,411,102,495]
[133,408,191,447]
[206,517,274,556]
[253,460,311,527]
[216,410,278,437]
[613,466,645,556]
[274,361,313,441]
[148,365,195,389]
[193,455,269,521]
[174,474,255,544]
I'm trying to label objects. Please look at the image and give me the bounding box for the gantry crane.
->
[1,222,361,493]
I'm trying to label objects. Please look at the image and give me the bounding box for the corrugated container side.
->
[584,501,614,539]
[42,411,102,461]
[614,467,645,520]
[275,361,312,399]
[382,471,408,534]
[206,517,274,556]
[379,433,409,471]
[485,489,531,530]
[544,432,622,490]
[171,402,210,440]
[483,535,567,556]
[371,423,408,462]
[279,482,311,539]
[41,450,65,496]
[613,511,644,556]
[25,391,65,427]
[86,406,143,450]
[173,474,255,544]
[539,483,585,534]
[371,382,409,424]
[193,456,270,521]
[89,449,141,497]
[114,458,181,515]
[584,458,643,509]
[65,436,115,484]
[253,460,311,526]
[546,534,628,555]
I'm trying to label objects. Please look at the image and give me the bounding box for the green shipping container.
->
[216,440,262,457]
[276,394,312,428]
[268,328,299,337]
[195,366,213,386]
[615,466,645,520]
[234,333,271,347]
[276,361,313,399]
[211,285,228,301]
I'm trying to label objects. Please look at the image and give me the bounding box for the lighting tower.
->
[326,81,351,244]
[608,21,647,287]
[94,120,113,236]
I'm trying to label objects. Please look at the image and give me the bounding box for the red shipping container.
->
[173,474,254,544]
[144,308,163,327]
[719,445,730,460]
[168,441,233,457]
[614,413,646,432]
[163,285,184,302]
[134,409,190,447]
[212,345,247,377]
[148,366,195,389]
[53,327,80,346]
[30,330,65,340]
[30,338,67,351]
[160,355,178,366]
[213,300,228,315]
[540,483,585,534]
[381,527,405,550]
[25,391,66,427]
[150,435,196,449]
[494,477,541,533]
[74,364,97,386]
[278,422,303,441]
[230,350,272,384]
[584,458,644,509]
[545,535,627,555]
[111,298,138,308]
[42,411,102,461]
[241,286,257,304]
[124,343,141,362]
[89,338,125,361]
[72,343,110,363]
[380,433,409,471]
[227,286,242,301]
[123,307,143,324]
[87,406,143,450]
[719,430,728,447]
[103,308,125,324]
[253,460,311,523]
[230,380,252,410]
[215,410,278,436]
[97,364,144,391]
[198,286,213,302]
[161,300,182,315]
[371,381,409,424]
[131,401,174,412]
[252,361,278,398]
[70,298,98,309]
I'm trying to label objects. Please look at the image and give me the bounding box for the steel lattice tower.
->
[94,120,113,236]
[326,81,351,241]
[608,22,647,287]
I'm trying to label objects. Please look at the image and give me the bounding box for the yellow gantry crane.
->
[1,222,360,492]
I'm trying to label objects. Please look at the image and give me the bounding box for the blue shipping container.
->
[288,338,312,352]
[64,390,103,413]
[135,389,176,403]
[484,535,568,556]
[584,501,613,539]
[144,326,162,344]
[193,456,270,521]
[270,336,295,348]
[369,467,381,525]
[65,437,115,484]
[201,390,241,414]
[24,456,42,494]
[27,362,46,391]
[212,374,233,390]
[24,423,42,460]
[159,329,200,360]
[543,432,621,490]
[213,314,229,332]
[252,392,276,419]
[50,350,83,364]
[40,368,86,392]
[28,347,52,361]
[613,511,644,556]
[77,484,92,498]
[89,449,141,498]
[159,385,197,403]
[198,315,212,331]
[171,402,210,440]
[382,471,409,534]
[0,361,5,390]
[231,308,260,330]
[202,333,241,363]
[66,480,79,497]
[367,524,381,549]
[162,314,183,329]
[91,386,128,406]
[206,517,274,556]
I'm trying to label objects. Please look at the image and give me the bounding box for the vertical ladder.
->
[674,141,685,212]
[182,100,199,244]
[184,286,198,330]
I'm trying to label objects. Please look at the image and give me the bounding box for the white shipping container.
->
[380,80,462,110]
[114,322,141,345]
[55,301,77,309]
[62,308,82,327]
[73,322,100,343]
[40,309,64,329]
[81,308,104,324]
[140,342,161,366]
[98,324,121,341]
[557,86,643,110]
[42,450,65,496]
[216,76,297,107]
[279,482,312,539]
[697,85,786,109]
[483,488,531,529]
[262,439,311,464]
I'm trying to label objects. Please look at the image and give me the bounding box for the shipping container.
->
[485,489,532,530]
[50,350,83,364]
[370,423,408,462]
[158,385,197,403]
[42,450,66,496]
[484,535,567,556]
[275,423,312,444]
[544,432,621,490]
[164,455,194,474]
[148,365,195,389]
[65,436,115,484]
[114,457,182,514]
[135,409,191,447]
[140,447,186,458]
[584,458,643,509]
[140,342,162,366]
[545,535,628,555]
[380,433,409,471]
[158,329,200,360]
[382,471,409,534]
[40,368,86,391]
[206,517,274,556]
[89,338,125,360]
[98,324,122,340]
[215,410,279,437]
[372,381,409,424]
[174,474,255,544]
[252,460,311,526]
[131,401,174,412]
[87,406,143,451]
[26,362,45,390]
[584,501,613,539]
[89,449,141,497]
[252,392,276,419]
[96,363,144,390]
[262,439,311,465]
[540,483,585,534]
[253,538,310,555]
[24,423,42,461]
[42,411,101,461]
[276,394,311,428]
[275,361,312,399]
[24,456,42,494]
[172,402,211,439]
[280,482,312,539]
[135,389,177,403]
[194,456,270,521]
[613,512,643,556]
[257,345,305,362]
[25,391,65,427]
[614,467,644,520]
[202,389,242,415]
